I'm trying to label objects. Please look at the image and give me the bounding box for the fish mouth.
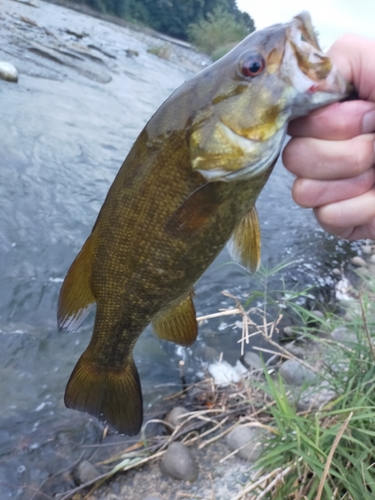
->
[284,12,348,101]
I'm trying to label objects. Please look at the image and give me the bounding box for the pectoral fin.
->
[153,292,197,347]
[227,206,261,273]
[58,232,97,332]
[166,183,225,236]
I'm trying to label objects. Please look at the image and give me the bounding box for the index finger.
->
[288,100,375,140]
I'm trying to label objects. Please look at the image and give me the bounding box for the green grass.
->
[239,270,375,499]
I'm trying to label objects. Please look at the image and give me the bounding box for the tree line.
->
[69,0,255,42]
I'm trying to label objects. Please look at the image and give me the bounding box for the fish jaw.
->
[188,11,349,183]
[282,12,349,118]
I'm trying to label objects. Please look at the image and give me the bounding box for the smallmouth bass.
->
[58,12,349,435]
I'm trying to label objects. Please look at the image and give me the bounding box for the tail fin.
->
[64,351,143,436]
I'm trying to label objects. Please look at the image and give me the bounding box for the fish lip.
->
[283,13,348,101]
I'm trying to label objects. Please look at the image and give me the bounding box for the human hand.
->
[283,35,375,240]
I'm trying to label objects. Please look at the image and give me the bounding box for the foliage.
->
[187,6,253,56]
[67,0,255,42]
[237,273,375,499]
[147,45,172,60]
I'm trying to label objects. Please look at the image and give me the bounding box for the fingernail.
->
[362,110,375,133]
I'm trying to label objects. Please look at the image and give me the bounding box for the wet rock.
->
[226,425,267,462]
[241,351,262,370]
[284,342,307,359]
[160,442,198,481]
[331,326,359,345]
[351,256,367,267]
[297,382,337,411]
[165,406,188,429]
[73,460,100,485]
[0,62,18,83]
[279,359,318,386]
[369,254,375,264]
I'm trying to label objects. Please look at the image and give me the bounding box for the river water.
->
[0,1,358,497]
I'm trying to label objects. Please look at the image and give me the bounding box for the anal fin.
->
[227,206,261,273]
[152,292,197,347]
[58,232,97,332]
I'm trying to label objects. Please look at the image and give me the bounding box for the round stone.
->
[160,442,198,482]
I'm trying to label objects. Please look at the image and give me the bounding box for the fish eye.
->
[239,53,265,78]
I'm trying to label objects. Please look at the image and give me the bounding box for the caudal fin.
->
[64,352,143,436]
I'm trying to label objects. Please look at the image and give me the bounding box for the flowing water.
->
[0,1,357,496]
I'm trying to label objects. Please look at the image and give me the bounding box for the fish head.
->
[189,11,349,182]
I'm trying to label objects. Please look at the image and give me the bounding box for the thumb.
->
[328,34,375,102]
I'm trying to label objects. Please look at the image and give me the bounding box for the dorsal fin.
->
[227,206,261,273]
[152,292,197,347]
[58,232,97,332]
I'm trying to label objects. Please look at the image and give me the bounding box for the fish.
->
[58,12,349,435]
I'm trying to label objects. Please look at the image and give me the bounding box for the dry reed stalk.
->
[315,411,353,500]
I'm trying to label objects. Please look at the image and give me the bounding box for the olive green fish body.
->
[58,12,350,435]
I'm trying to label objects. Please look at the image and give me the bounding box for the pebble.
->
[332,268,341,277]
[331,326,359,345]
[160,442,198,482]
[73,460,100,485]
[241,351,263,370]
[311,310,324,320]
[351,256,367,267]
[283,342,306,359]
[369,254,375,264]
[361,245,373,255]
[279,359,318,386]
[143,497,161,500]
[297,383,337,411]
[0,62,18,83]
[226,425,267,462]
[283,326,295,337]
[165,406,188,429]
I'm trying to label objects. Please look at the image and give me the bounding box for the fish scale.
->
[58,12,350,435]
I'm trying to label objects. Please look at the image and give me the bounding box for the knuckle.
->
[349,137,374,174]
